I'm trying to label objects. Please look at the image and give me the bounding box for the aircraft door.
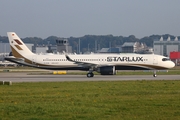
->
[153,55,158,65]
[98,57,105,65]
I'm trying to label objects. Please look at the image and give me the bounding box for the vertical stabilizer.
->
[7,32,34,58]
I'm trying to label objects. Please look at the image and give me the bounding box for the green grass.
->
[1,81,180,120]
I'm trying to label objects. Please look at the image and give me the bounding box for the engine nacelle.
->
[96,66,116,75]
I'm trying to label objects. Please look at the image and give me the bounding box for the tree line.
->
[0,34,179,53]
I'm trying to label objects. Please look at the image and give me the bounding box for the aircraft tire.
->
[87,73,94,78]
[153,74,157,77]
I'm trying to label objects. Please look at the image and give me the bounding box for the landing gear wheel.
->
[153,74,157,77]
[153,70,157,77]
[87,73,94,78]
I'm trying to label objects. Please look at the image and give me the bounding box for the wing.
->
[65,54,101,68]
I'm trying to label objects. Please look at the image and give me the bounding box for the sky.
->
[0,0,180,39]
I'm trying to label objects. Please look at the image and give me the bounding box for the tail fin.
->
[7,32,34,58]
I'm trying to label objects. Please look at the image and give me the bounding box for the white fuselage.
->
[26,53,174,70]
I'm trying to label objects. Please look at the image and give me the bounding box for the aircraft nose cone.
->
[170,61,175,68]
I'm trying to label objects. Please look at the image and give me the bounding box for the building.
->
[47,45,57,53]
[36,46,48,54]
[121,42,136,53]
[98,47,121,53]
[121,42,151,53]
[170,51,180,66]
[56,38,72,53]
[154,36,180,57]
[0,53,9,61]
[0,43,11,53]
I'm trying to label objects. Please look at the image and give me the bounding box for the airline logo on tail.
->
[14,39,23,45]
[12,38,24,50]
[14,45,23,50]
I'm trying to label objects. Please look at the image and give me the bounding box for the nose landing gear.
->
[153,70,157,77]
[153,74,157,77]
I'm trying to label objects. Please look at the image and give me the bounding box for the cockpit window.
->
[162,58,170,61]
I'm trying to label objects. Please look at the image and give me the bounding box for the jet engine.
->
[96,66,116,75]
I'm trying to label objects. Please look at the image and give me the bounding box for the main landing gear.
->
[153,70,157,77]
[87,69,94,78]
[87,72,94,78]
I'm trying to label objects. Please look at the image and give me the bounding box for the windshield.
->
[162,58,171,61]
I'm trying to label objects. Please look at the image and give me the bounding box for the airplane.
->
[5,32,175,78]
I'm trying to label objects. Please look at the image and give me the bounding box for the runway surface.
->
[0,73,180,82]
